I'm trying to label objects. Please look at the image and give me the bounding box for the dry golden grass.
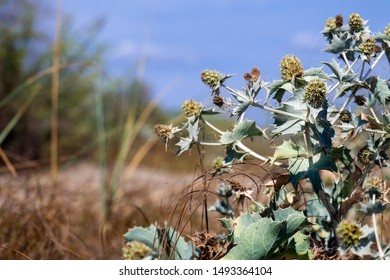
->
[0,163,195,259]
[1,160,389,259]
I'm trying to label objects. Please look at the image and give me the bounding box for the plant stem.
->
[236,141,287,168]
[372,194,385,259]
[202,119,287,167]
[303,110,313,158]
[341,52,351,69]
[362,51,385,80]
[252,103,306,121]
[50,0,62,183]
[330,87,358,125]
[199,141,222,146]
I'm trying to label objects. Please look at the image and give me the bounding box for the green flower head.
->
[201,69,222,89]
[303,79,327,108]
[357,146,374,165]
[336,220,363,248]
[348,13,364,33]
[280,55,304,81]
[123,241,152,260]
[325,17,337,30]
[358,37,376,56]
[385,23,390,38]
[212,156,224,170]
[339,110,352,123]
[182,100,203,117]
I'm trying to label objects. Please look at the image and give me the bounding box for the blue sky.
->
[45,0,390,120]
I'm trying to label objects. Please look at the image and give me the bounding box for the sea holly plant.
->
[125,13,390,260]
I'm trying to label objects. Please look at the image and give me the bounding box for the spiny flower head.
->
[244,67,261,82]
[365,176,383,199]
[212,156,224,170]
[336,220,363,248]
[348,13,364,33]
[280,55,304,81]
[367,176,381,188]
[201,69,222,89]
[385,23,390,38]
[213,95,224,107]
[339,110,352,123]
[123,241,152,260]
[303,79,327,108]
[325,17,337,30]
[358,37,376,56]
[154,124,174,144]
[357,146,374,165]
[354,95,366,106]
[182,100,203,117]
[335,14,344,27]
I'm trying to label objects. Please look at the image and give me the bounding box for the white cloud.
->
[290,32,321,50]
[111,40,198,64]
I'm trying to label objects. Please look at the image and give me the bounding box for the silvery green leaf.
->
[272,119,305,135]
[224,145,246,164]
[324,34,346,54]
[266,79,289,101]
[323,59,342,81]
[209,200,234,216]
[303,67,330,80]
[220,120,265,145]
[201,107,223,115]
[176,137,193,155]
[273,140,308,162]
[288,152,337,189]
[231,101,250,119]
[124,224,196,260]
[223,208,308,260]
[366,77,390,106]
[216,181,233,197]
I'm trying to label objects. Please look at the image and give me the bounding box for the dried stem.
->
[50,0,62,183]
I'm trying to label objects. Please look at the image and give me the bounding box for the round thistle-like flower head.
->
[367,176,381,188]
[336,220,363,248]
[365,176,383,199]
[357,146,374,165]
[385,24,390,38]
[358,37,376,56]
[303,79,327,108]
[123,241,152,260]
[212,157,224,170]
[339,110,352,123]
[244,67,261,82]
[354,95,366,106]
[154,124,173,143]
[348,13,364,33]
[325,17,337,30]
[335,14,344,27]
[374,45,382,53]
[280,55,304,81]
[201,69,222,89]
[213,95,224,107]
[182,100,203,117]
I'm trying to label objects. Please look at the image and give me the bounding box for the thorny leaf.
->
[272,140,308,162]
[220,120,265,145]
[223,208,308,260]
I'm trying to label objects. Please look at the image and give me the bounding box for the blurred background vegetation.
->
[0,0,229,259]
[0,0,177,168]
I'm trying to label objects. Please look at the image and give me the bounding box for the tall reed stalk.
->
[50,0,62,183]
